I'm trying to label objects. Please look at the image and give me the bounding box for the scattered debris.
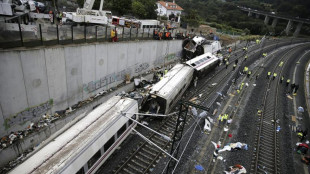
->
[224,164,246,174]
[216,102,221,106]
[228,134,232,138]
[286,94,293,100]
[296,142,309,154]
[199,94,203,98]
[204,119,211,132]
[191,107,198,116]
[276,126,281,132]
[195,165,204,171]
[219,142,248,153]
[208,117,214,123]
[212,109,218,115]
[224,126,229,132]
[298,106,304,114]
[212,83,217,86]
[141,121,149,125]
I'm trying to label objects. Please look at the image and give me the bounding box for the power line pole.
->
[166,100,209,174]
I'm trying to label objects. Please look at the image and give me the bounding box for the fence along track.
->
[251,44,309,174]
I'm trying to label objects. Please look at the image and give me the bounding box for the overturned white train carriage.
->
[149,63,194,115]
[148,52,221,115]
[183,36,222,60]
[9,96,138,174]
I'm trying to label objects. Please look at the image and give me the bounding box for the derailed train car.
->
[147,52,221,115]
[9,96,138,174]
[185,52,221,77]
[148,64,194,115]
[183,36,221,60]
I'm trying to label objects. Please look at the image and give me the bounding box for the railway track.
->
[189,42,309,174]
[250,44,310,173]
[109,39,297,174]
[112,43,252,174]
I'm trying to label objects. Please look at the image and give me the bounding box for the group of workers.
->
[218,113,230,126]
[153,30,173,40]
[154,68,168,82]
[266,71,300,94]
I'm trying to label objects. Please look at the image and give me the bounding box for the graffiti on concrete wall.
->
[4,101,52,129]
[153,53,180,65]
[135,63,149,73]
[83,68,132,93]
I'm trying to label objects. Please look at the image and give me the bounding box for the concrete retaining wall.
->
[0,40,182,137]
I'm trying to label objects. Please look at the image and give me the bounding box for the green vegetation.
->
[176,0,310,35]
[76,0,310,35]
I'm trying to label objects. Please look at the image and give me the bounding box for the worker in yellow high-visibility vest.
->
[272,73,277,80]
[244,55,248,61]
[266,72,271,79]
[279,61,284,67]
[286,79,290,86]
[243,66,248,74]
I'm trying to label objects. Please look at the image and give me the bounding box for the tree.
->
[132,0,147,18]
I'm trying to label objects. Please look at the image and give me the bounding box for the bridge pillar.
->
[293,22,303,37]
[248,11,252,17]
[264,15,270,25]
[271,18,278,28]
[285,20,293,35]
[256,14,259,18]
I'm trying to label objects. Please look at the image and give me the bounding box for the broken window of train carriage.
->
[87,150,102,169]
[104,136,115,152]
[117,123,127,138]
[76,166,85,174]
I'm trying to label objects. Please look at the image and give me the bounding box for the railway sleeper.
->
[131,159,148,169]
[152,135,168,143]
[122,167,137,174]
[127,163,144,173]
[141,148,158,157]
[260,139,275,146]
[258,158,276,168]
[161,126,174,133]
[165,121,176,127]
[259,143,274,151]
[154,140,167,147]
[162,125,174,131]
[137,152,154,161]
[259,151,275,160]
[135,155,153,165]
[145,144,160,153]
[158,129,172,136]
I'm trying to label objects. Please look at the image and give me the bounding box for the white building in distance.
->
[156,0,183,23]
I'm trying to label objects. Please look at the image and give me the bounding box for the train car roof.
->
[185,52,219,71]
[10,96,137,174]
[150,64,194,98]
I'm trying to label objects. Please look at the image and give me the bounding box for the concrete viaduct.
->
[239,7,310,37]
